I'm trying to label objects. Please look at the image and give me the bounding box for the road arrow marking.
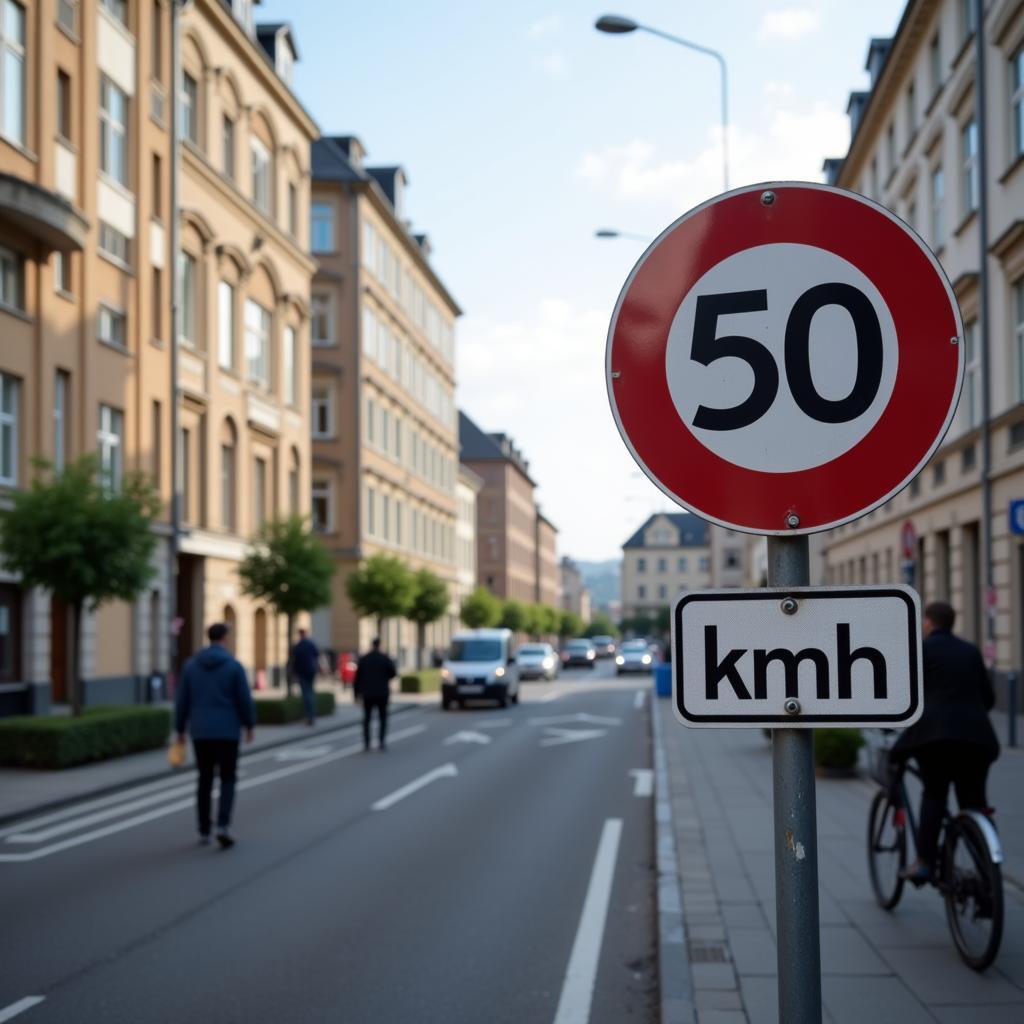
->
[630,769,654,797]
[274,745,332,761]
[473,720,513,730]
[443,731,492,746]
[529,713,622,727]
[0,997,46,1023]
[540,728,608,748]
[371,763,458,811]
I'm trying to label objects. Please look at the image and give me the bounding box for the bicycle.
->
[866,741,1004,971]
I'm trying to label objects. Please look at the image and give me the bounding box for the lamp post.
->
[595,14,730,191]
[595,228,649,241]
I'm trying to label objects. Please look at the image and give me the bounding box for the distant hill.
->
[575,559,621,609]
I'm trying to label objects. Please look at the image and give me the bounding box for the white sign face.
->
[672,586,922,729]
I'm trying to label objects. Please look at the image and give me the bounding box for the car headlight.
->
[543,657,554,669]
[642,654,651,664]
[615,656,624,665]
[441,668,452,681]
[587,651,595,659]
[494,666,505,678]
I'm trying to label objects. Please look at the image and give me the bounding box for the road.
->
[0,659,657,1024]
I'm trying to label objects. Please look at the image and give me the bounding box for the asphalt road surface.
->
[0,659,657,1024]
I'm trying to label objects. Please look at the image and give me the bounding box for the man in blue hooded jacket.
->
[175,622,255,848]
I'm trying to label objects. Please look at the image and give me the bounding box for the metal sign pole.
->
[768,535,822,1022]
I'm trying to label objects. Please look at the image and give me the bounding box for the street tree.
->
[460,587,501,629]
[238,516,336,693]
[408,568,449,669]
[621,613,654,637]
[345,554,416,639]
[535,604,561,638]
[586,611,618,637]
[499,598,529,633]
[655,605,672,639]
[0,456,161,715]
[558,610,584,640]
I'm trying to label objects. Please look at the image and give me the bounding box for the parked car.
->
[515,643,559,681]
[590,635,617,658]
[441,628,518,710]
[616,639,656,675]
[562,638,597,668]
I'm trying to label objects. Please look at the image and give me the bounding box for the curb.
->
[0,703,419,828]
[651,692,697,1024]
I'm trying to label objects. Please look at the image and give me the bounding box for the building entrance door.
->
[50,596,68,702]
[0,584,21,684]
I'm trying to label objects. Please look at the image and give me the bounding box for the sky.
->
[260,0,905,561]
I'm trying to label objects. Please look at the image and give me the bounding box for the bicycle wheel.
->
[867,788,906,910]
[943,815,1003,971]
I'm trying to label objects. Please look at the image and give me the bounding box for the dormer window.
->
[277,42,293,86]
[233,0,253,35]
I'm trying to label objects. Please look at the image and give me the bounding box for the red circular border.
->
[608,185,962,533]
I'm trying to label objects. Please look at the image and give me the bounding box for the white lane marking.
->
[0,725,427,863]
[552,819,623,1024]
[634,691,646,710]
[540,728,608,748]
[371,763,458,811]
[630,769,654,797]
[273,745,332,761]
[473,720,513,730]
[0,997,45,1022]
[529,713,622,727]
[443,731,492,746]
[539,691,563,703]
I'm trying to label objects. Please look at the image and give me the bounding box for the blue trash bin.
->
[654,663,672,698]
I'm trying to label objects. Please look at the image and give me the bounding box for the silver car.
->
[515,643,559,681]
[615,639,655,675]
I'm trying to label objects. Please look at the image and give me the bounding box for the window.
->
[930,164,944,248]
[311,202,334,252]
[283,325,297,405]
[959,0,976,43]
[288,182,297,237]
[637,557,646,573]
[312,293,333,345]
[218,280,235,369]
[288,452,299,514]
[100,76,129,186]
[98,304,126,348]
[312,481,330,533]
[658,585,667,600]
[382,494,390,541]
[1,1,26,146]
[232,0,253,34]
[220,115,235,181]
[0,372,18,485]
[637,584,646,600]
[54,371,69,472]
[886,123,895,173]
[152,153,163,219]
[367,486,376,536]
[179,252,196,344]
[250,137,270,213]
[151,267,162,340]
[245,299,271,387]
[907,198,917,231]
[933,460,946,486]
[962,119,978,215]
[57,0,77,35]
[1013,47,1024,161]
[97,404,123,489]
[100,0,126,24]
[366,397,375,444]
[678,556,688,571]
[1015,280,1024,402]
[253,456,267,529]
[312,382,332,438]
[151,0,162,80]
[699,556,710,573]
[657,557,667,572]
[221,440,236,531]
[57,70,71,140]
[0,245,22,309]
[180,72,197,145]
[870,157,878,199]
[179,426,191,523]
[99,222,130,263]
[151,399,161,482]
[929,33,941,96]
[905,81,916,139]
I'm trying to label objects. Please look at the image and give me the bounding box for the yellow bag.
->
[167,739,188,768]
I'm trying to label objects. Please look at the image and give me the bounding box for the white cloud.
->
[758,7,823,41]
[529,14,561,37]
[541,50,569,78]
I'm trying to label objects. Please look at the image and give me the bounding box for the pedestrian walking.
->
[354,637,397,751]
[891,600,1000,881]
[290,627,321,725]
[175,622,256,848]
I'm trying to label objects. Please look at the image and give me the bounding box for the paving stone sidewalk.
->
[656,698,1024,1023]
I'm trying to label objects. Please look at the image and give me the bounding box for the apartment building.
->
[0,0,316,712]
[310,136,461,666]
[620,513,710,621]
[454,464,482,622]
[560,556,592,623]
[820,0,1024,679]
[459,411,560,606]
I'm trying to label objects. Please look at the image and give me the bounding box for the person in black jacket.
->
[354,638,397,751]
[892,601,999,881]
[290,628,321,726]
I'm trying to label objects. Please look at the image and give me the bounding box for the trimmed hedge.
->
[254,690,336,725]
[400,669,442,694]
[0,705,172,770]
[814,728,865,771]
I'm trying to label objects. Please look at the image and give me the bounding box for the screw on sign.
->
[606,182,964,534]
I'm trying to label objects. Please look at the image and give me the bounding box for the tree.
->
[239,516,336,693]
[655,605,672,639]
[345,554,415,639]
[499,598,529,633]
[0,456,161,715]
[621,613,654,637]
[586,612,618,637]
[559,610,584,640]
[408,568,449,669]
[460,587,501,628]
[535,604,561,638]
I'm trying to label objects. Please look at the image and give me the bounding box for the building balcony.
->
[0,172,88,251]
[247,391,281,435]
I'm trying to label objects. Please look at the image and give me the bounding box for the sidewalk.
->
[0,689,420,825]
[655,697,1024,1023]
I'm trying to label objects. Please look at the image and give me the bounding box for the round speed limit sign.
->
[606,182,964,535]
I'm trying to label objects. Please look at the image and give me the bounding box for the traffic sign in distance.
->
[606,182,964,535]
[901,520,918,560]
[672,586,923,729]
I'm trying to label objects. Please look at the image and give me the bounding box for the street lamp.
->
[594,13,730,191]
[595,228,649,241]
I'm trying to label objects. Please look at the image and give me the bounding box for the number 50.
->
[690,284,884,431]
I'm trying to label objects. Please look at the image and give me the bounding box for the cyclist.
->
[891,600,999,882]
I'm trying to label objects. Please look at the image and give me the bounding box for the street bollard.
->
[1009,671,1018,749]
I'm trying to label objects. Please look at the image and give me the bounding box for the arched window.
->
[220,417,238,532]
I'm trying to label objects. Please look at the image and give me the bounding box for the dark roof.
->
[622,513,709,550]
[458,411,537,486]
[255,22,299,64]
[312,137,367,184]
[367,166,405,209]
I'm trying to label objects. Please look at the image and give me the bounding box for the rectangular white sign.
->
[672,586,923,729]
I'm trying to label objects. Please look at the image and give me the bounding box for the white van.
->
[440,628,518,710]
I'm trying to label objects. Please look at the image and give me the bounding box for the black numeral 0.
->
[690,284,884,430]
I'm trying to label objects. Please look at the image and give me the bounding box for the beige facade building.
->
[821,0,1024,681]
[560,556,592,623]
[455,464,482,619]
[620,513,710,621]
[310,136,461,667]
[0,0,316,712]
